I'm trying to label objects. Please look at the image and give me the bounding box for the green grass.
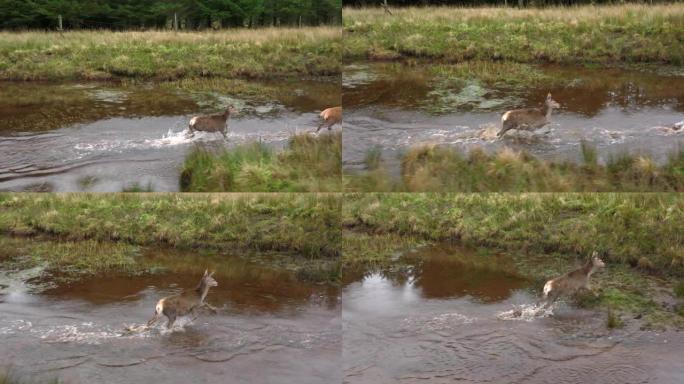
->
[346,144,684,192]
[0,372,59,384]
[342,193,684,328]
[0,236,143,277]
[343,193,684,272]
[344,4,684,66]
[0,193,340,258]
[0,28,341,81]
[181,132,342,192]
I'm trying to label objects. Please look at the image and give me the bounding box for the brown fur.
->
[317,106,342,132]
[189,107,235,137]
[498,93,560,137]
[542,251,605,308]
[147,270,218,329]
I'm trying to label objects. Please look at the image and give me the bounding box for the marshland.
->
[342,192,684,383]
[343,3,684,191]
[0,193,341,383]
[1,24,342,192]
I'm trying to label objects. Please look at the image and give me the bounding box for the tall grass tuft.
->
[181,132,341,192]
[348,144,684,192]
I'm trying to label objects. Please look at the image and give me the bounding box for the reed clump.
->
[181,132,342,192]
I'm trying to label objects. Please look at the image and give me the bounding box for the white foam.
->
[401,312,477,333]
[73,128,221,154]
[497,303,555,322]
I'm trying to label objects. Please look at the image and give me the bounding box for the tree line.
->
[0,0,342,30]
[344,0,671,6]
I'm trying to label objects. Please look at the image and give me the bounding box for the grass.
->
[0,236,143,277]
[0,27,341,81]
[0,193,340,258]
[181,132,342,192]
[345,144,684,192]
[0,372,59,384]
[344,4,684,66]
[342,193,684,328]
[0,193,342,283]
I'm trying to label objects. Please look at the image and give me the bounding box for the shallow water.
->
[342,244,684,383]
[0,247,341,384]
[343,63,684,173]
[0,79,339,191]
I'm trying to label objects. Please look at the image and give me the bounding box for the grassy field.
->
[342,193,684,328]
[181,132,342,192]
[0,193,341,282]
[0,27,341,81]
[344,4,684,66]
[346,144,684,192]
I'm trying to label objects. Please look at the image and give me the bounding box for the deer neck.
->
[195,280,210,303]
[542,103,554,120]
[581,260,596,277]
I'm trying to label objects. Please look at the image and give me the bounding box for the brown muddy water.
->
[343,244,684,384]
[0,247,341,384]
[0,78,340,191]
[343,63,684,173]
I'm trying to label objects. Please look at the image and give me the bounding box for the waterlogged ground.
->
[342,244,684,384]
[0,246,341,384]
[343,63,684,173]
[0,78,339,191]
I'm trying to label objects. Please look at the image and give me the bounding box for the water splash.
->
[497,303,555,322]
[399,312,477,334]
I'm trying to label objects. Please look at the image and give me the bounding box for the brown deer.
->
[188,106,235,137]
[542,251,605,308]
[317,106,342,132]
[147,270,218,329]
[497,93,560,138]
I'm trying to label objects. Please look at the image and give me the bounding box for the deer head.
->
[202,269,218,287]
[545,93,560,109]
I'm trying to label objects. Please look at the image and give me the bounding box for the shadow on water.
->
[342,243,684,383]
[343,62,684,173]
[0,78,339,192]
[0,245,341,384]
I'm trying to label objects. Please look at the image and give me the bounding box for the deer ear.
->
[203,269,208,277]
[210,271,215,277]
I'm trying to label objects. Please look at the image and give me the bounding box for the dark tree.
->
[0,0,342,30]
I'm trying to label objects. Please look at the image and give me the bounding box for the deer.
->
[541,251,605,309]
[147,270,218,329]
[188,106,235,138]
[497,93,560,138]
[317,106,342,132]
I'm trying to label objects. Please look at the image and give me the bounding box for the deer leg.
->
[316,121,326,133]
[203,303,218,314]
[542,291,559,310]
[189,307,200,322]
[166,312,177,329]
[147,313,160,327]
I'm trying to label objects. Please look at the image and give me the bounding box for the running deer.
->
[497,93,560,138]
[542,251,605,308]
[188,106,235,137]
[317,106,342,132]
[147,270,218,329]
